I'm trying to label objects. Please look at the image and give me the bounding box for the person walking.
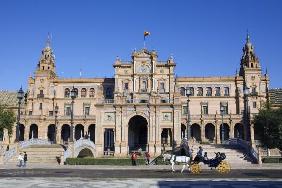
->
[131,152,137,166]
[23,152,28,167]
[145,152,150,165]
[18,153,23,167]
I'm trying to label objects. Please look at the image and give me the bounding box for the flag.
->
[144,31,150,37]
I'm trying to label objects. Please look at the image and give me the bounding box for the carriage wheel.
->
[216,161,231,174]
[191,164,202,174]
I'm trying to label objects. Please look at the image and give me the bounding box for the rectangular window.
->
[49,111,54,116]
[124,83,129,90]
[182,106,188,115]
[202,105,208,115]
[224,87,230,96]
[253,101,257,108]
[65,105,71,116]
[39,103,42,110]
[160,82,165,93]
[206,87,212,96]
[220,105,228,115]
[29,111,33,115]
[84,106,90,116]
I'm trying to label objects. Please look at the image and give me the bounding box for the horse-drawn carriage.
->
[161,144,231,174]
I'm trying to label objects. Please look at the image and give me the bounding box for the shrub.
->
[65,158,146,165]
[261,157,282,163]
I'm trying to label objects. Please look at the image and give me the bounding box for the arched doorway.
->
[181,123,186,139]
[29,124,38,139]
[191,123,201,141]
[47,124,56,142]
[205,123,215,142]
[0,128,3,141]
[61,124,70,142]
[234,123,244,139]
[88,124,95,143]
[161,128,172,146]
[77,148,94,158]
[19,124,25,141]
[128,115,148,151]
[220,123,230,142]
[75,124,84,141]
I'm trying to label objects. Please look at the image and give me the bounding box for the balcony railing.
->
[37,94,44,98]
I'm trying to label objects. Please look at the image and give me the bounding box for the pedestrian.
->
[145,152,150,165]
[23,152,28,167]
[131,152,137,166]
[18,153,23,167]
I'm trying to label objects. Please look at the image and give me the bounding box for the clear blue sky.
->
[0,0,281,91]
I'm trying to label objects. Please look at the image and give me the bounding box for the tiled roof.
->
[269,88,282,107]
[0,91,18,107]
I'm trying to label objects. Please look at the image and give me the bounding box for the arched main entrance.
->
[191,123,201,142]
[77,148,94,158]
[61,124,70,142]
[47,124,56,142]
[234,123,244,139]
[19,124,25,141]
[205,123,215,142]
[128,115,148,151]
[29,124,38,139]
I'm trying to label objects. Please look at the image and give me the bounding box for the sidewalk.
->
[1,163,282,170]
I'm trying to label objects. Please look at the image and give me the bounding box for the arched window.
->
[81,88,87,98]
[89,88,95,97]
[187,87,194,96]
[180,87,185,96]
[160,82,165,93]
[64,88,70,98]
[197,87,203,96]
[206,87,212,96]
[73,88,78,96]
[215,87,221,96]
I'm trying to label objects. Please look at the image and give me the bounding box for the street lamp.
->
[54,104,59,144]
[244,87,250,141]
[220,106,224,144]
[185,88,191,140]
[16,87,24,142]
[70,87,77,142]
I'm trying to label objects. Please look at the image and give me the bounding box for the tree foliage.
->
[254,107,282,150]
[0,105,16,140]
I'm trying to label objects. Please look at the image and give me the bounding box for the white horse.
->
[162,153,191,173]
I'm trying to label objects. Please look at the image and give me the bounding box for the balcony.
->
[37,94,44,98]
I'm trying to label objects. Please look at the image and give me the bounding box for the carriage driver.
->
[194,146,204,162]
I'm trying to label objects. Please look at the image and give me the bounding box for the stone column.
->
[201,123,205,143]
[24,125,30,141]
[56,124,61,144]
[229,120,234,139]
[250,122,255,146]
[215,119,220,144]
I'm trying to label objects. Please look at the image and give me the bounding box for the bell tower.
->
[35,34,56,78]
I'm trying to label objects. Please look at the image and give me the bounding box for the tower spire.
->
[46,32,51,48]
[246,29,250,43]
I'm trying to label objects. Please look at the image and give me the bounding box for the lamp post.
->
[70,87,77,142]
[54,104,59,144]
[220,106,224,144]
[185,88,191,140]
[244,87,250,141]
[16,87,24,142]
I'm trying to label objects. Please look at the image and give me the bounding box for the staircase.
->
[6,144,64,165]
[195,144,254,166]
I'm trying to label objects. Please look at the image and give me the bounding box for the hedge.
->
[262,157,282,163]
[65,158,147,165]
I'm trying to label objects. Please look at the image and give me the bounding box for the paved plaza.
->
[0,178,282,188]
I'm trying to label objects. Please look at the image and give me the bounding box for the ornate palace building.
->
[0,34,271,157]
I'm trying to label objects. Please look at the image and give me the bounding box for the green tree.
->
[253,107,282,150]
[0,105,16,143]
